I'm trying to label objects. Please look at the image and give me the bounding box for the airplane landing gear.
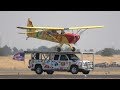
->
[71,47,76,52]
[56,44,63,52]
[26,37,29,40]
[56,44,76,52]
[57,47,61,52]
[68,44,76,52]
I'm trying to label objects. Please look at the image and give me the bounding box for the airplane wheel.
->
[57,47,61,52]
[71,47,76,52]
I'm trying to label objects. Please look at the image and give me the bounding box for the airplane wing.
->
[17,27,64,30]
[69,26,104,30]
[17,25,104,31]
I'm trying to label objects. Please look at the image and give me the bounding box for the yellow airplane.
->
[17,18,104,52]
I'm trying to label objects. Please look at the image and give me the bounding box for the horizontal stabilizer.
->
[17,26,64,30]
[18,32,36,34]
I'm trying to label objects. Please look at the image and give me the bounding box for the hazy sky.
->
[0,11,120,51]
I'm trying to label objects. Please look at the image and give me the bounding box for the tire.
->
[35,65,43,74]
[71,47,76,52]
[70,66,78,74]
[46,70,54,74]
[82,70,90,74]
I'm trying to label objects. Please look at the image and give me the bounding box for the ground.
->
[0,54,120,75]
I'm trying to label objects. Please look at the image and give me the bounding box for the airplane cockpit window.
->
[61,30,65,34]
[52,30,58,33]
[47,30,65,35]
[48,30,58,35]
[56,30,65,34]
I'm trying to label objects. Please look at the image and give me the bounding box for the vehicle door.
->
[59,54,69,70]
[51,54,60,70]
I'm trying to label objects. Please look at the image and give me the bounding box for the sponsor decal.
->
[61,62,65,66]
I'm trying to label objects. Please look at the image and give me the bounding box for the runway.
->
[0,74,120,79]
[0,67,120,79]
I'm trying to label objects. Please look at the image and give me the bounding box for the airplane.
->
[17,18,104,52]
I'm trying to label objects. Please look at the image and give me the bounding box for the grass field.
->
[0,54,120,75]
[0,55,30,70]
[0,54,120,69]
[76,54,120,64]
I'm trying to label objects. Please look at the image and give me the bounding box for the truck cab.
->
[28,51,94,74]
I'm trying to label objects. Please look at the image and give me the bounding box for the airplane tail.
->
[27,18,33,27]
[26,18,36,38]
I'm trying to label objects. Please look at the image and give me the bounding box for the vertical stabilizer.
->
[27,18,33,27]
[26,18,36,38]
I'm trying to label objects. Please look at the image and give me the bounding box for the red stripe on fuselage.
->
[64,33,80,44]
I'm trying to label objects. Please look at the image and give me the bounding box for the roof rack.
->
[24,51,95,54]
[24,51,81,54]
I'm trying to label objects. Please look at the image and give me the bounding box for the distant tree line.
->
[0,45,24,56]
[0,45,56,56]
[96,48,120,56]
[0,45,120,56]
[0,45,80,56]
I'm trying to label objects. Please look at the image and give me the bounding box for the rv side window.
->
[31,53,35,59]
[54,55,59,60]
[31,53,39,59]
[35,53,39,59]
[60,55,68,61]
